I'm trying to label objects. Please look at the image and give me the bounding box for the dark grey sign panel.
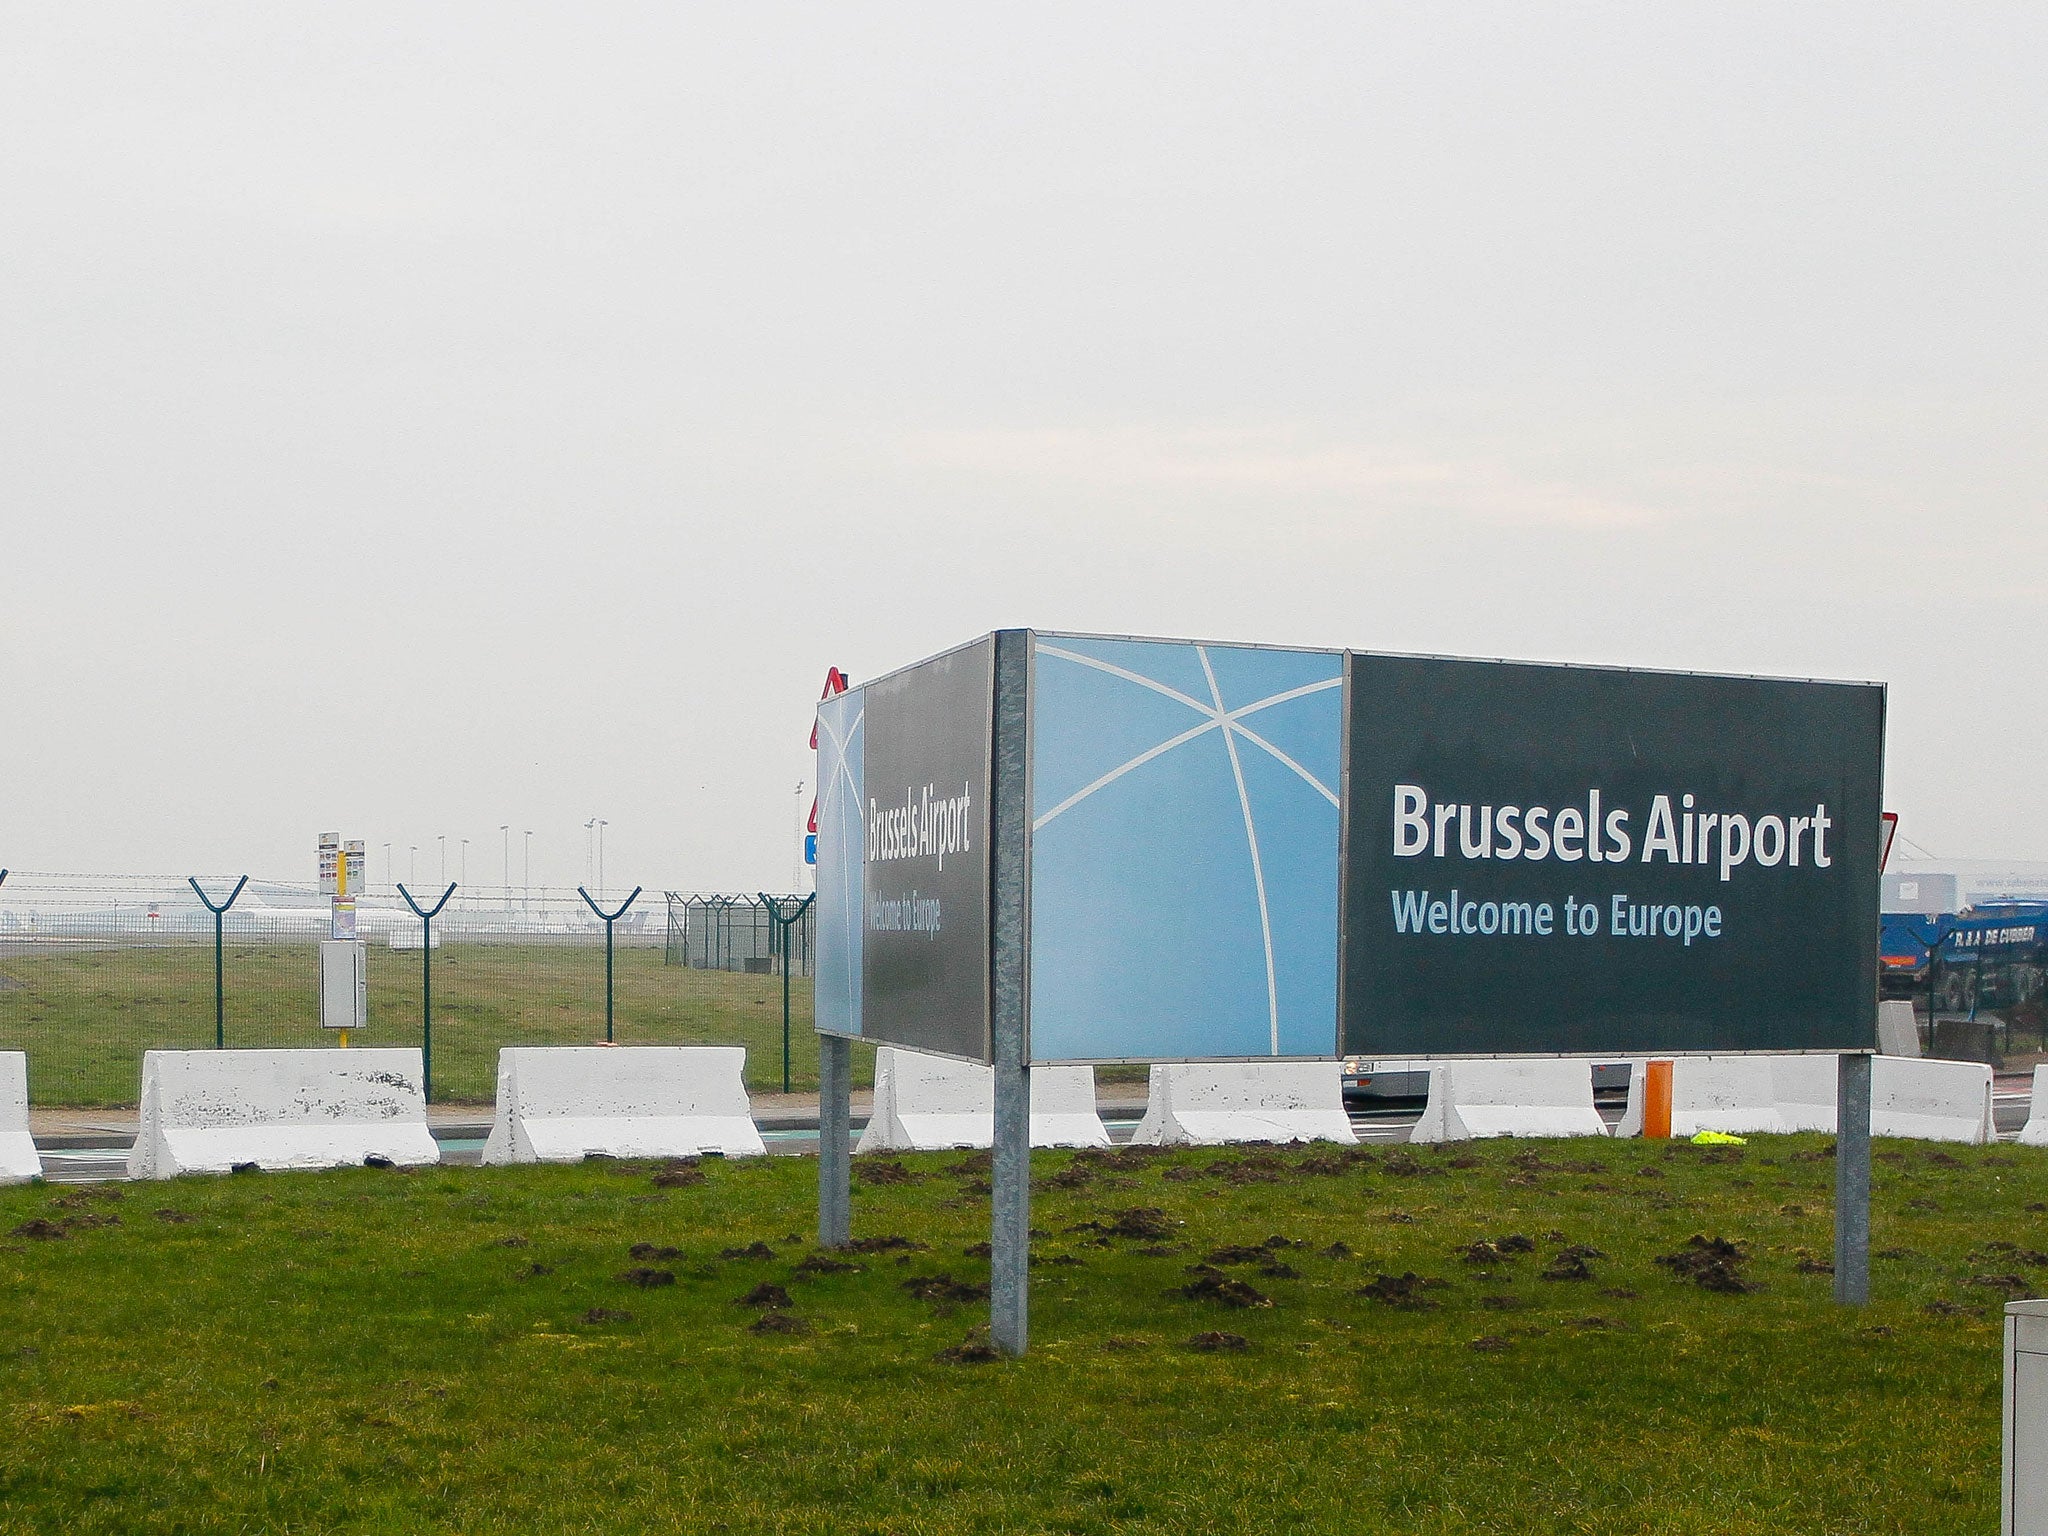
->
[859,636,995,1062]
[1341,654,1884,1058]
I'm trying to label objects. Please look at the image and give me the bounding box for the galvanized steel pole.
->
[989,628,1033,1357]
[1834,1051,1873,1305]
[818,1032,851,1248]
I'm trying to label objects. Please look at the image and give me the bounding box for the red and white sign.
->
[807,667,849,864]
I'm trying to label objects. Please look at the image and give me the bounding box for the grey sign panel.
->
[857,635,996,1062]
[1341,653,1885,1058]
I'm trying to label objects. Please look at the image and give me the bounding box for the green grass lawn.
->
[0,944,834,1104]
[0,1132,2029,1533]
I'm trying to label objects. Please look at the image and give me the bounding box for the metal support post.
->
[578,885,642,1043]
[818,1032,852,1248]
[189,876,249,1050]
[399,883,457,1103]
[1835,1051,1872,1305]
[989,628,1032,1357]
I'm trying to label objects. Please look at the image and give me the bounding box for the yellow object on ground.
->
[1690,1130,1747,1145]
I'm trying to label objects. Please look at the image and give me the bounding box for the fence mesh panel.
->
[0,874,829,1106]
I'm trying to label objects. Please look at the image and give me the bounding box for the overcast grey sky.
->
[3,3,2044,891]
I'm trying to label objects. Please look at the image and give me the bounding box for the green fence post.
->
[759,893,815,1096]
[188,876,249,1050]
[578,886,643,1044]
[398,883,457,1103]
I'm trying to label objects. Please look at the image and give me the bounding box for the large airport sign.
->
[813,632,1884,1065]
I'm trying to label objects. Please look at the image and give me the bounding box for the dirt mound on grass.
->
[1098,1208,1175,1240]
[736,1283,793,1309]
[856,1160,921,1186]
[1176,1271,1272,1308]
[1188,1331,1249,1352]
[845,1235,927,1254]
[902,1274,989,1303]
[795,1254,864,1275]
[1971,1274,2030,1295]
[1359,1271,1448,1309]
[616,1267,676,1288]
[718,1242,775,1261]
[1656,1235,1757,1294]
[750,1312,812,1337]
[1204,1245,1271,1266]
[1541,1246,1605,1282]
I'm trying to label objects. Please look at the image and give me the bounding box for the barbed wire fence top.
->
[0,874,826,1106]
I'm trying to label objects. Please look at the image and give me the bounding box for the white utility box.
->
[318,939,367,1031]
[2007,1300,2048,1533]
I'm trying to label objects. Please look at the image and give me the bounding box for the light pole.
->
[409,845,418,883]
[460,838,470,886]
[792,780,806,890]
[438,835,447,884]
[500,825,510,900]
[383,843,393,892]
[523,831,533,916]
[584,817,607,897]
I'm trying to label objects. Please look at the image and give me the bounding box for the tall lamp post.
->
[792,781,806,890]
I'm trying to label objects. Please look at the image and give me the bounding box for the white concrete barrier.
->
[1877,1000,1922,1059]
[1128,1061,1356,1147]
[480,1046,767,1163]
[1028,1063,1114,1149]
[0,1053,41,1183]
[1872,1054,1993,1144]
[127,1048,439,1178]
[1615,1055,1784,1138]
[854,1049,1109,1152]
[1769,1055,1840,1134]
[1613,1053,1991,1142]
[2018,1066,2048,1148]
[1409,1059,1607,1143]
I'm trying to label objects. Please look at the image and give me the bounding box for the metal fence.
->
[664,893,815,976]
[0,872,823,1106]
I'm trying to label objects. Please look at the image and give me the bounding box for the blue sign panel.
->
[1026,634,1344,1061]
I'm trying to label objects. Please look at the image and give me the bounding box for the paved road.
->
[30,1093,2036,1184]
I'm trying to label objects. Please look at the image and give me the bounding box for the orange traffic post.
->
[1644,1060,1674,1139]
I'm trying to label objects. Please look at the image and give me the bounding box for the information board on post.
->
[1339,653,1885,1058]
